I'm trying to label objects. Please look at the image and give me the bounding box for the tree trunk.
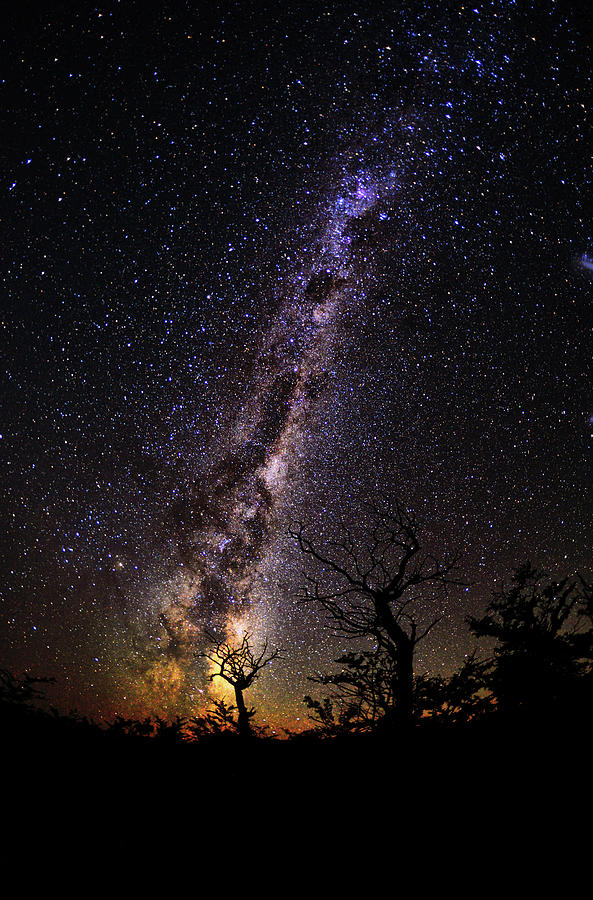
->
[382,640,414,735]
[395,642,414,728]
[234,686,252,738]
[375,597,416,732]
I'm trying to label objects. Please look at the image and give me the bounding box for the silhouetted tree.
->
[0,668,54,709]
[0,668,56,738]
[106,715,155,740]
[415,653,493,724]
[305,648,396,735]
[154,715,187,744]
[204,633,283,738]
[575,575,593,662]
[301,696,342,737]
[292,504,462,732]
[468,562,591,721]
[187,698,238,739]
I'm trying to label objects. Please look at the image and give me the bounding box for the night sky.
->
[2,0,593,731]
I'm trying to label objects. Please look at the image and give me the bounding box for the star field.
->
[2,0,593,729]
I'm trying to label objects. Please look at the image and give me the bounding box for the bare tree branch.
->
[291,504,463,730]
[202,632,283,738]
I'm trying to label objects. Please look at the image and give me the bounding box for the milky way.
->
[165,157,401,618]
[2,1,593,726]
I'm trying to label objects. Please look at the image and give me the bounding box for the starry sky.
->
[2,0,593,730]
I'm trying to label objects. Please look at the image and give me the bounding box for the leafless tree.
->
[291,504,463,731]
[204,633,283,738]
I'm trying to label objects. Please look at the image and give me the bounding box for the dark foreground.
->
[3,713,591,867]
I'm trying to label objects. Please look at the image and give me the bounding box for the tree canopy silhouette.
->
[292,504,462,732]
[304,647,397,735]
[414,652,493,725]
[468,562,593,721]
